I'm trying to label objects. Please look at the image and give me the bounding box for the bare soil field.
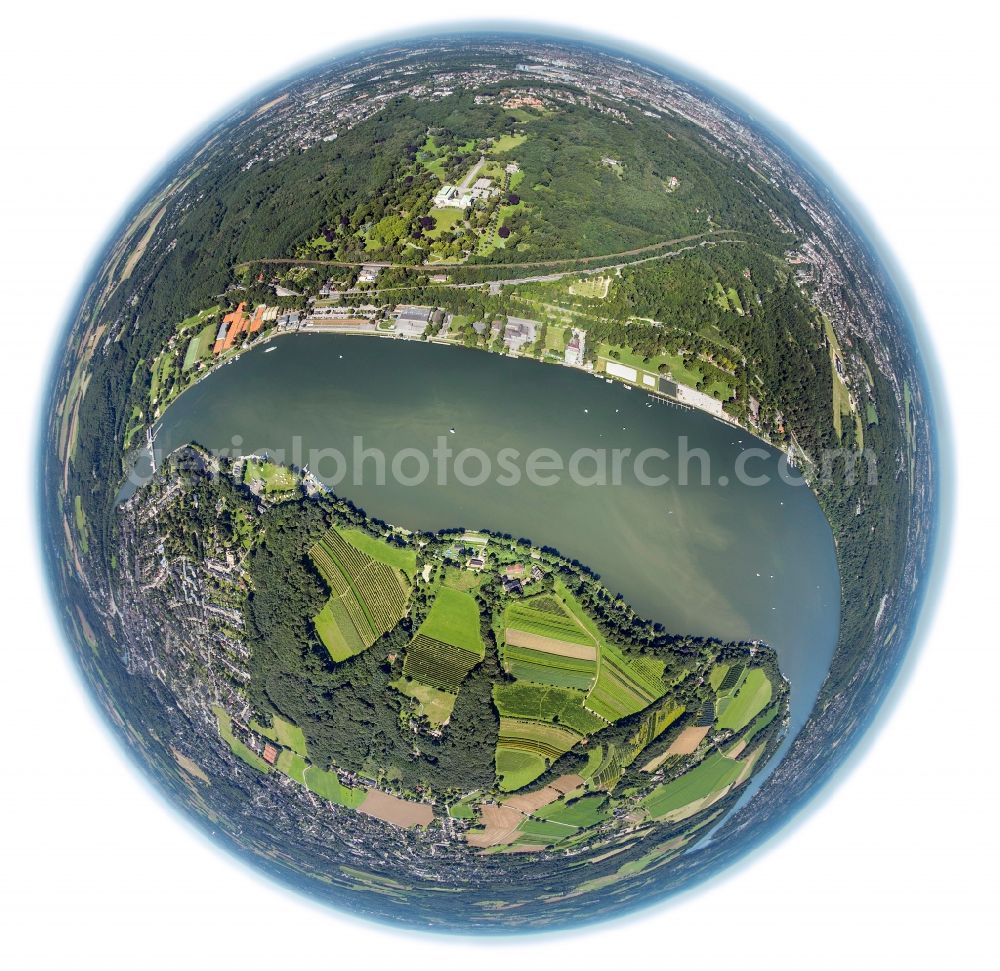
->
[359,790,433,828]
[505,628,597,660]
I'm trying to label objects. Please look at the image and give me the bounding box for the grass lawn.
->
[642,752,743,818]
[174,305,219,335]
[214,706,271,773]
[535,794,609,827]
[183,321,218,371]
[716,668,772,732]
[391,676,458,727]
[568,276,611,299]
[244,460,297,493]
[495,748,547,792]
[420,587,483,654]
[340,528,416,579]
[303,765,367,809]
[490,133,527,154]
[426,207,466,239]
[250,714,308,757]
[276,750,308,784]
[449,794,479,820]
[441,566,482,591]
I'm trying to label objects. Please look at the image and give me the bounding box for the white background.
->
[1,2,997,967]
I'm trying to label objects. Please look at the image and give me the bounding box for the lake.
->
[148,333,839,755]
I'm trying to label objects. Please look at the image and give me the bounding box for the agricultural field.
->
[503,643,595,690]
[402,635,481,693]
[310,526,411,662]
[496,718,584,791]
[401,586,484,693]
[419,587,483,652]
[504,595,597,648]
[495,749,547,792]
[642,751,745,819]
[339,528,416,578]
[535,794,609,828]
[715,667,773,732]
[586,642,666,722]
[493,683,607,736]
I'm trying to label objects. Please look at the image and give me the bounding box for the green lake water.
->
[148,333,839,744]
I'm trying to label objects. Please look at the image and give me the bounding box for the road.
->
[235,230,740,275]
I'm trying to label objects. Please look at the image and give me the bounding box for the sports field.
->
[310,525,411,662]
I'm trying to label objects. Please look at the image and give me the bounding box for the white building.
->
[433,185,473,209]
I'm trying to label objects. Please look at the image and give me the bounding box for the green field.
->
[716,668,772,732]
[493,683,607,735]
[244,459,297,493]
[504,595,596,647]
[419,587,483,653]
[504,644,595,690]
[73,495,89,553]
[441,566,482,592]
[490,132,527,154]
[401,586,484,692]
[174,305,220,335]
[495,749,547,792]
[391,676,458,727]
[182,321,218,371]
[642,752,744,818]
[214,706,272,773]
[426,207,466,239]
[516,817,577,843]
[276,749,308,784]
[302,765,367,808]
[586,642,666,722]
[496,717,584,790]
[250,714,308,757]
[310,525,411,662]
[535,794,609,828]
[339,528,416,578]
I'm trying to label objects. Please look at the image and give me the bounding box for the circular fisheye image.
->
[40,30,938,932]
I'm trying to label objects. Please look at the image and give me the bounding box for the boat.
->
[264,347,277,353]
[449,427,456,434]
